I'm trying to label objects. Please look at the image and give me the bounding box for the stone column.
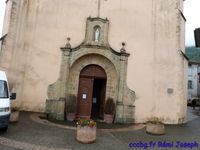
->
[46,39,71,120]
[115,43,130,123]
[59,43,71,98]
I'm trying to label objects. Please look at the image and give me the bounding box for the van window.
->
[0,80,9,98]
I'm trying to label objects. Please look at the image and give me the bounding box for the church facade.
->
[0,0,187,124]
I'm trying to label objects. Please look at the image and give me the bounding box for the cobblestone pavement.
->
[0,107,200,150]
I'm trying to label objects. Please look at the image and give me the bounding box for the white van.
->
[0,70,16,131]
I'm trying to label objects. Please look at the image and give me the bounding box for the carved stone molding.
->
[46,17,135,123]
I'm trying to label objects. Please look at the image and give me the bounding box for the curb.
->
[30,113,145,132]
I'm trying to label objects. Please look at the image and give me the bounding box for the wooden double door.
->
[77,65,106,119]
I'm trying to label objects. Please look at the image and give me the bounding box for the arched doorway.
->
[46,17,135,123]
[77,65,107,119]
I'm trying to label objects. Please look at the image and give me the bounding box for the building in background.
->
[194,28,200,47]
[186,47,200,105]
[0,0,187,124]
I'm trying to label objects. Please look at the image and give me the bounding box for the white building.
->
[186,47,200,102]
[187,62,200,100]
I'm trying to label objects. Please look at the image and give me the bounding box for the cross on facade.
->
[97,0,101,17]
[97,0,107,17]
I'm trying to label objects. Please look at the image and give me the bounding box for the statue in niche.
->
[94,27,100,42]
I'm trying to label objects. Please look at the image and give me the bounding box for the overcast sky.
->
[0,0,200,46]
[184,0,200,46]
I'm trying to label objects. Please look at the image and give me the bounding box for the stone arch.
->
[80,64,107,78]
[46,17,135,123]
[67,54,119,103]
[69,48,121,75]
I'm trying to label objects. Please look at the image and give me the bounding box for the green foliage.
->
[77,118,96,128]
[149,117,163,124]
[104,98,115,115]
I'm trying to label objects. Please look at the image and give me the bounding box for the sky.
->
[184,0,200,46]
[0,0,200,46]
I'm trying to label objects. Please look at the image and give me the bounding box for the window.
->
[188,67,192,76]
[93,26,101,42]
[0,80,9,98]
[188,80,193,89]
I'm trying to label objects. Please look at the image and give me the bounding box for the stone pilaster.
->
[59,45,71,98]
[115,44,130,123]
[46,40,71,120]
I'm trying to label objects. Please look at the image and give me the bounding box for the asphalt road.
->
[0,108,199,150]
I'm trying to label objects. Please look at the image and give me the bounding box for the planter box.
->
[104,114,114,124]
[76,125,96,143]
[66,113,76,121]
[146,122,165,135]
[9,111,19,123]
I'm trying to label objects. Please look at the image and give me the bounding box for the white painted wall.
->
[198,67,200,96]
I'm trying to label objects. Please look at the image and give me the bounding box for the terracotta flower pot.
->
[146,122,165,135]
[76,125,96,143]
[9,111,19,123]
[104,114,114,124]
[66,113,76,121]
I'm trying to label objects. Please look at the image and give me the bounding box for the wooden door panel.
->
[77,77,93,118]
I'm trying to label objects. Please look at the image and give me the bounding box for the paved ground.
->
[0,107,200,150]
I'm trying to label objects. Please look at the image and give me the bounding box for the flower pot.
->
[146,122,165,135]
[66,112,76,121]
[104,114,114,124]
[76,125,96,143]
[9,111,19,123]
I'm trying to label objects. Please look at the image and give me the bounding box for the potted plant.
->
[66,94,77,121]
[76,118,96,143]
[9,107,20,123]
[104,97,115,124]
[146,117,165,135]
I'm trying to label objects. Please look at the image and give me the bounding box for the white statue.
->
[94,28,100,42]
